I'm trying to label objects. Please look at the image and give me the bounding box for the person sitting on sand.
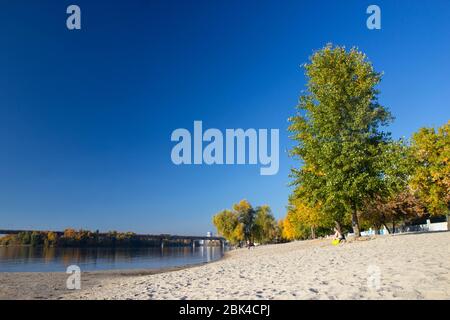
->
[333,227,345,243]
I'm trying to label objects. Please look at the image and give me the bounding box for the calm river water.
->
[0,246,225,272]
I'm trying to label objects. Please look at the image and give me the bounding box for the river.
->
[0,245,225,272]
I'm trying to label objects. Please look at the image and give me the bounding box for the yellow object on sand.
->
[331,239,340,246]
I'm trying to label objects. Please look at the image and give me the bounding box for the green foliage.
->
[281,196,336,241]
[378,139,412,195]
[212,209,244,245]
[30,231,42,246]
[213,200,278,245]
[0,229,183,248]
[357,138,425,232]
[233,200,256,242]
[289,44,394,236]
[18,232,31,245]
[253,205,278,244]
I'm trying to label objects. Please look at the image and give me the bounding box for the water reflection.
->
[0,246,224,272]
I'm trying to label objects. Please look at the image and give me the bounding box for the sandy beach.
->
[1,232,449,300]
[0,265,204,300]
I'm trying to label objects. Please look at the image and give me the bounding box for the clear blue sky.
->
[1,0,449,235]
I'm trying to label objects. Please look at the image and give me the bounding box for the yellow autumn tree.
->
[46,231,58,246]
[212,209,244,245]
[280,215,297,240]
[410,121,450,216]
[214,200,278,245]
[281,195,335,241]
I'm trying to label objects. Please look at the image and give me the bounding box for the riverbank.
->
[0,264,209,300]
[1,232,449,299]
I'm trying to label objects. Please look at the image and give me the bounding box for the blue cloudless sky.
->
[1,0,449,235]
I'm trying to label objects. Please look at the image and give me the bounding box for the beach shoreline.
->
[0,261,220,300]
[1,232,449,300]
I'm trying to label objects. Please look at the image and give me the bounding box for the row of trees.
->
[282,44,449,240]
[212,200,279,245]
[0,231,58,247]
[0,229,184,247]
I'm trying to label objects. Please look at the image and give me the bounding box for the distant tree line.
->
[0,229,190,247]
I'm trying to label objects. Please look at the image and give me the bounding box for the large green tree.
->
[289,44,393,237]
[213,200,278,245]
[212,209,244,245]
[253,205,277,244]
[233,200,256,242]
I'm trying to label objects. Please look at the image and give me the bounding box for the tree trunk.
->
[335,221,343,235]
[310,226,316,239]
[351,206,361,238]
[447,203,450,231]
[382,223,391,234]
[392,220,396,234]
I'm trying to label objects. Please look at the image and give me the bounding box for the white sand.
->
[67,232,450,300]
